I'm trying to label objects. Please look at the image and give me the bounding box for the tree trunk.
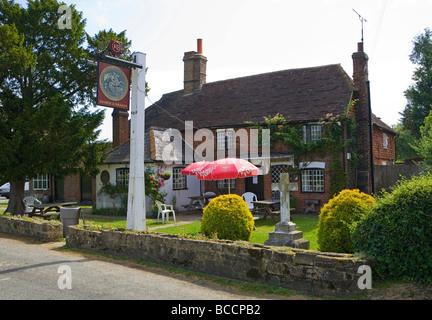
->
[5,180,26,216]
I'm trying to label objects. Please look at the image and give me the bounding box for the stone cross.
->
[279,173,291,224]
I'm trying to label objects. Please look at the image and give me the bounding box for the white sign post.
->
[127,52,147,231]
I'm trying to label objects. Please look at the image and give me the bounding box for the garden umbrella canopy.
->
[196,158,259,181]
[181,161,211,176]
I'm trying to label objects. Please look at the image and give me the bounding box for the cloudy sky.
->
[14,0,432,141]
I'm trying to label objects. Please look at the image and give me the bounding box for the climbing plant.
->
[246,101,358,196]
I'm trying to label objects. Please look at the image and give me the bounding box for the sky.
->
[14,0,432,141]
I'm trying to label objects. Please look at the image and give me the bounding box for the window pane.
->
[173,168,187,190]
[33,174,50,191]
[217,131,225,150]
[302,169,324,192]
[116,168,129,187]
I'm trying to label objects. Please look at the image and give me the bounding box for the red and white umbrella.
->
[181,161,211,176]
[196,158,259,193]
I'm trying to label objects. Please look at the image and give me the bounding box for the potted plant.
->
[159,171,171,181]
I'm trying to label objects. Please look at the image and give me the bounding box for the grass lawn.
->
[80,214,319,250]
[148,215,320,251]
[1,198,319,250]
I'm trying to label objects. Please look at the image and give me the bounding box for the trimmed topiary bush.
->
[317,189,375,253]
[201,194,254,241]
[353,174,432,284]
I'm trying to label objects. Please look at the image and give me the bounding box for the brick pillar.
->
[112,109,130,148]
[352,42,374,194]
[183,39,207,95]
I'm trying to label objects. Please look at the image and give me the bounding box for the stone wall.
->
[66,227,370,297]
[0,216,63,242]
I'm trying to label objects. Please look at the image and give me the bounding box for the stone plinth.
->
[265,221,310,249]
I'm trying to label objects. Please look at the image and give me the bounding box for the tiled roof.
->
[145,64,355,130]
[103,127,189,164]
[372,114,397,134]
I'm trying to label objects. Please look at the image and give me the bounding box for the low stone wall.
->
[0,216,63,242]
[66,227,370,296]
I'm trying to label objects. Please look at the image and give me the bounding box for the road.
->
[0,233,285,301]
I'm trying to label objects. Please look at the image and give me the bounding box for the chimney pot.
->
[358,42,364,52]
[197,39,203,55]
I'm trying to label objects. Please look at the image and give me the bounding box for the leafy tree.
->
[413,110,432,169]
[0,0,115,215]
[402,28,432,138]
[393,122,419,162]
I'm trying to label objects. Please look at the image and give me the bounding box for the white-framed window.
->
[172,167,187,190]
[303,124,323,143]
[33,174,50,191]
[217,179,235,190]
[116,168,129,187]
[301,169,325,193]
[383,133,389,150]
[217,129,235,150]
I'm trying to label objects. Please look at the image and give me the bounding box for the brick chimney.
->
[352,42,374,194]
[112,109,130,148]
[183,39,207,95]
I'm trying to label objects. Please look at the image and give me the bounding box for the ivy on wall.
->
[246,101,358,197]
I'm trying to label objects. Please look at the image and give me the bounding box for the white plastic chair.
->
[155,200,176,224]
[242,192,257,210]
[23,196,42,214]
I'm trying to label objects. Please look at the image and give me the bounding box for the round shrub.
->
[353,174,432,283]
[201,194,254,241]
[317,189,375,253]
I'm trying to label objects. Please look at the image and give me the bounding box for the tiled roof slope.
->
[146,64,355,130]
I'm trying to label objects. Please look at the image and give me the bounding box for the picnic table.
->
[252,200,281,224]
[184,195,215,214]
[28,202,78,219]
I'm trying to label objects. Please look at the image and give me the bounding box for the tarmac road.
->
[0,233,284,302]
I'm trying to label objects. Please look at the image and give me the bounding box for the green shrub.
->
[353,174,432,283]
[201,194,254,241]
[317,189,375,253]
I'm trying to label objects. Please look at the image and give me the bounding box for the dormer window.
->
[303,124,323,144]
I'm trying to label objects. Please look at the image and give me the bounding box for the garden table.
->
[28,202,78,219]
[252,200,281,224]
[184,195,215,214]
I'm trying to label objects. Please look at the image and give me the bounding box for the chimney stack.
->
[352,42,374,194]
[183,39,207,95]
[112,109,130,148]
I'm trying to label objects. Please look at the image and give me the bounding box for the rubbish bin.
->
[60,207,80,237]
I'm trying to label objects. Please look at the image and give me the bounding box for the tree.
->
[393,122,419,162]
[0,0,108,215]
[413,110,432,169]
[402,28,432,138]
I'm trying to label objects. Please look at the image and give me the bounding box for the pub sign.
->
[97,61,131,110]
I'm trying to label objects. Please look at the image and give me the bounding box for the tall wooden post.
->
[127,52,147,231]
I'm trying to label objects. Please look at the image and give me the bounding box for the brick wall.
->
[112,109,130,148]
[372,126,396,165]
[183,40,207,95]
[63,174,81,203]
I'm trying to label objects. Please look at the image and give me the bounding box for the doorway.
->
[81,175,93,204]
[245,175,264,200]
